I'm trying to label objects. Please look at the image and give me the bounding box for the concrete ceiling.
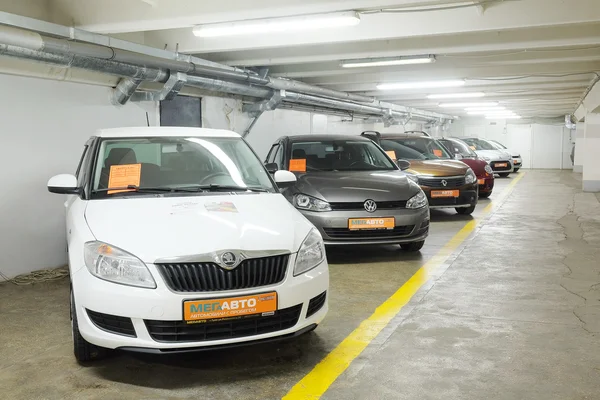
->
[13,0,600,119]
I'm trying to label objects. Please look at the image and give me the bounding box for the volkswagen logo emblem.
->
[441,180,448,187]
[364,199,377,213]
[220,252,238,269]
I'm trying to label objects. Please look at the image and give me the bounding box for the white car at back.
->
[460,137,514,177]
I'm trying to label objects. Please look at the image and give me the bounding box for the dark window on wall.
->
[160,96,202,127]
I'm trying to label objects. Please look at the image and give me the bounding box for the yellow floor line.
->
[283,173,526,400]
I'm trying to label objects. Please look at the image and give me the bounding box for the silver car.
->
[264,135,430,251]
[460,137,514,177]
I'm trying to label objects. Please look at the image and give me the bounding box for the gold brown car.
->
[362,131,478,215]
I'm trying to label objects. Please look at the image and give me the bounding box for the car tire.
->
[456,204,476,215]
[71,289,107,363]
[499,173,510,177]
[479,192,492,198]
[400,240,425,252]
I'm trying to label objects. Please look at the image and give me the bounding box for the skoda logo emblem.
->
[220,252,237,269]
[364,200,377,213]
[441,180,448,187]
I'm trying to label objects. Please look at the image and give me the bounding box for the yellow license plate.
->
[348,217,395,230]
[477,179,485,185]
[431,190,460,198]
[184,292,277,324]
[496,163,508,168]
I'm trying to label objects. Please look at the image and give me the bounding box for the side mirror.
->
[396,160,411,171]
[264,162,279,174]
[274,170,297,189]
[48,174,80,195]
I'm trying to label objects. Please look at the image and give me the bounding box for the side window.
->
[75,146,89,178]
[274,144,284,170]
[77,144,93,188]
[266,144,279,164]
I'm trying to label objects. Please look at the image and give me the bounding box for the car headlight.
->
[465,168,477,184]
[482,156,491,162]
[406,190,428,209]
[84,242,156,288]
[484,165,493,174]
[294,229,325,276]
[294,194,331,212]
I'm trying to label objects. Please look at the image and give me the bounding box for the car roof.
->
[377,134,435,139]
[96,127,240,138]
[284,134,372,142]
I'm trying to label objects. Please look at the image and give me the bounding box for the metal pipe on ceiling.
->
[0,23,450,122]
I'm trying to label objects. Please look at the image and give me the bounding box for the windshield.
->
[489,140,507,150]
[379,137,451,160]
[289,139,396,172]
[91,136,275,197]
[463,138,497,151]
[441,139,477,158]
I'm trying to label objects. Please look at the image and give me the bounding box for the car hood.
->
[474,149,511,161]
[292,170,419,202]
[459,158,489,177]
[84,194,312,263]
[507,148,521,158]
[405,159,469,176]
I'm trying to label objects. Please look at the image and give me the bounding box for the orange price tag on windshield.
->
[289,159,307,172]
[433,149,443,157]
[386,150,397,160]
[470,146,477,150]
[108,163,141,194]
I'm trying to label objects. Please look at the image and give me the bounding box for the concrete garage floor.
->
[1,171,599,400]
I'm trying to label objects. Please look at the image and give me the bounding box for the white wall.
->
[448,117,572,169]
[201,96,377,160]
[0,74,157,279]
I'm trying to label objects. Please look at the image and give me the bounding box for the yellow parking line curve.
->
[283,172,526,399]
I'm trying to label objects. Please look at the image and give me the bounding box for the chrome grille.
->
[156,254,289,293]
[329,200,408,211]
[418,176,465,188]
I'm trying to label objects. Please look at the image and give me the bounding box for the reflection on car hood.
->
[292,170,419,202]
[84,194,312,263]
[405,159,469,176]
[474,149,511,161]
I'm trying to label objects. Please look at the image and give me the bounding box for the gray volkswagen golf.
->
[264,134,430,251]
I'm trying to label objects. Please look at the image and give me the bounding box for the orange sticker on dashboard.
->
[385,150,397,160]
[469,146,477,150]
[433,149,443,157]
[289,159,307,172]
[108,163,141,194]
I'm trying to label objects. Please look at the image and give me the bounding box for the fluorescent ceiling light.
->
[427,92,485,99]
[465,106,505,112]
[341,55,435,68]
[377,80,465,90]
[193,11,360,37]
[439,102,498,108]
[486,115,522,120]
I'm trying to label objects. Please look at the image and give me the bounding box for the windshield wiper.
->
[196,184,268,193]
[93,185,204,194]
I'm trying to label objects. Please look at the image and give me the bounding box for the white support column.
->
[582,113,600,192]
[573,124,585,173]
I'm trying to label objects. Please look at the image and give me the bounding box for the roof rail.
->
[360,130,381,138]
[403,130,431,137]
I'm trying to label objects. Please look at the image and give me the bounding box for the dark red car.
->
[439,138,494,198]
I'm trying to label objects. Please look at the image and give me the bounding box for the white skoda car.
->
[48,127,329,362]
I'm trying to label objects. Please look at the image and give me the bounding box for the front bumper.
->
[422,184,478,209]
[478,175,494,194]
[301,206,430,245]
[512,157,522,169]
[489,160,514,173]
[72,255,329,351]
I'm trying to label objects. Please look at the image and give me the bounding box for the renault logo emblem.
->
[220,252,238,269]
[364,200,377,213]
[441,180,448,187]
